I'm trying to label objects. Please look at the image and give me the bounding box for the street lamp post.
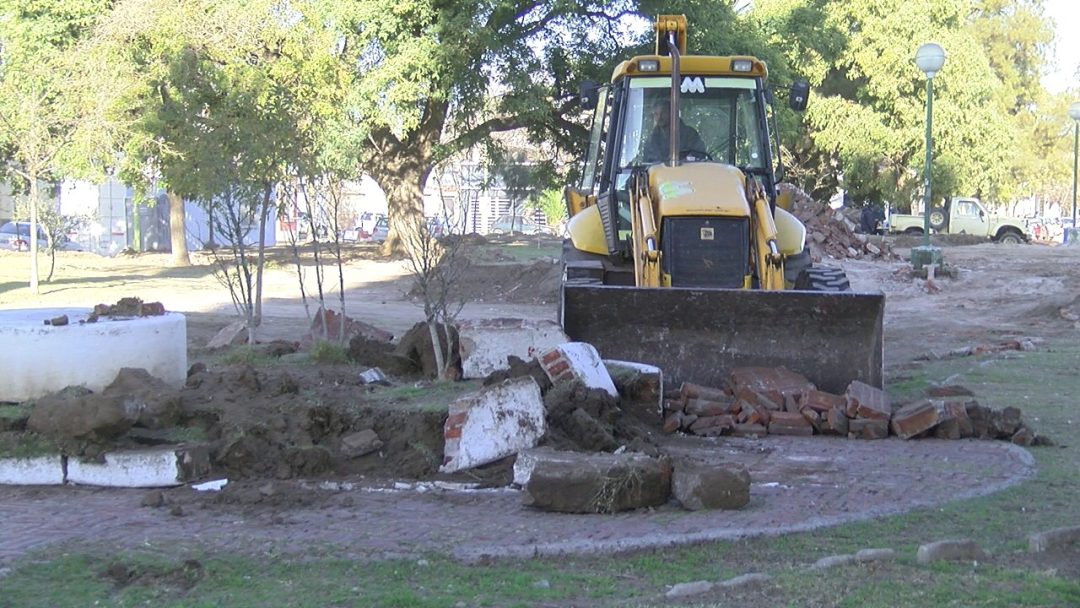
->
[912,42,946,269]
[1070,102,1080,242]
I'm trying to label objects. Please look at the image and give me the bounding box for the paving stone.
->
[855,548,896,563]
[916,539,988,564]
[0,455,65,486]
[717,572,770,588]
[1029,526,1080,553]
[67,446,210,488]
[811,554,855,570]
[520,449,671,513]
[665,581,714,598]
[672,461,750,510]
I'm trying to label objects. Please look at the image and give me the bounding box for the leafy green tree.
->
[753,0,1055,210]
[0,0,112,292]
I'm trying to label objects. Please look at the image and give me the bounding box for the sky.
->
[1043,0,1079,93]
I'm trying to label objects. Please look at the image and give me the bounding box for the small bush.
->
[217,345,275,366]
[309,340,349,365]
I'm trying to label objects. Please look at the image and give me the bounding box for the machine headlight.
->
[731,59,753,72]
[638,59,660,72]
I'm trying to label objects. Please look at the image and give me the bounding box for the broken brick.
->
[663,398,686,413]
[769,423,814,436]
[891,400,941,439]
[663,413,683,434]
[679,382,729,402]
[729,367,814,410]
[731,423,767,438]
[685,398,736,418]
[799,390,846,414]
[689,415,735,434]
[821,407,849,436]
[846,381,891,420]
[849,418,889,439]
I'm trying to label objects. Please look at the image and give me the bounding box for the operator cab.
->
[580,70,777,244]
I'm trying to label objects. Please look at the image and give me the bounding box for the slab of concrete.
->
[66,446,210,488]
[0,455,65,485]
[457,319,568,379]
[518,447,671,513]
[440,377,546,473]
[538,342,617,397]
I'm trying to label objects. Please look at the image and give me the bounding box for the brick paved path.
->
[0,437,1035,565]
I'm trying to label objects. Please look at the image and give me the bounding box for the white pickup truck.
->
[887,197,1031,244]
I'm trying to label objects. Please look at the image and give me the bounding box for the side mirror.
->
[579,80,599,111]
[789,80,810,112]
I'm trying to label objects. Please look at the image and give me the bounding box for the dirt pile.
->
[88,297,166,321]
[407,259,561,305]
[779,183,899,262]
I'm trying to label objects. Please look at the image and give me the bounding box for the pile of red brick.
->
[778,183,897,262]
[661,367,1043,445]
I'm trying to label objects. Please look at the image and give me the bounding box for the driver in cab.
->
[639,98,707,163]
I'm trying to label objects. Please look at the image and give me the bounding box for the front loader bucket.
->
[561,285,885,394]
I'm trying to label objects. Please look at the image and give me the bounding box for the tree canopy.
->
[2,0,1076,249]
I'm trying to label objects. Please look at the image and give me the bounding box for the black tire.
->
[794,266,852,292]
[928,207,947,231]
[996,231,1023,245]
[903,227,924,236]
[783,249,813,285]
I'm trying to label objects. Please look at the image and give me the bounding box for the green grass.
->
[215,345,280,366]
[159,426,210,444]
[6,338,1080,606]
[0,431,60,459]
[309,340,350,364]
[0,404,30,419]
[367,379,484,412]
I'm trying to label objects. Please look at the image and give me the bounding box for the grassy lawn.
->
[4,338,1080,606]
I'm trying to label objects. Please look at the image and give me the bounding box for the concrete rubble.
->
[439,376,547,474]
[780,183,899,262]
[517,447,671,513]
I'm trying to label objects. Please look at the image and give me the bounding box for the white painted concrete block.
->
[67,446,207,488]
[0,455,64,485]
[538,342,618,397]
[440,377,546,473]
[0,308,188,402]
[457,319,568,379]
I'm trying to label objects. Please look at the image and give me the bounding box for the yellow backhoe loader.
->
[560,15,884,393]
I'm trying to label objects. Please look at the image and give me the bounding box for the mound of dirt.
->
[407,260,561,305]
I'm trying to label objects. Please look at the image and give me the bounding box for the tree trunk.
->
[168,191,190,267]
[28,178,40,294]
[372,156,431,256]
[253,182,272,326]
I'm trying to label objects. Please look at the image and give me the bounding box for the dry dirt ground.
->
[1,236,1079,565]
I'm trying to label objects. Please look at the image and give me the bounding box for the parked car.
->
[370,216,389,242]
[0,221,84,251]
[489,214,546,235]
